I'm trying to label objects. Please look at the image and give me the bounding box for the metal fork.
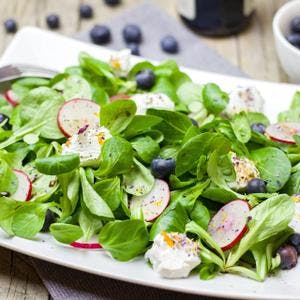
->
[0,63,58,83]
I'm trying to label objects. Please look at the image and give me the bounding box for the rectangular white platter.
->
[1,27,300,300]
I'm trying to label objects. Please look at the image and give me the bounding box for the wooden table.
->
[0,0,289,299]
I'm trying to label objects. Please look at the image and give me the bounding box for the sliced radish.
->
[4,90,19,106]
[266,122,300,145]
[57,99,100,137]
[110,94,130,102]
[70,236,102,250]
[11,169,32,201]
[207,200,250,251]
[130,179,170,222]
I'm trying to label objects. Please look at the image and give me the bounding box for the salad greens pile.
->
[0,51,299,282]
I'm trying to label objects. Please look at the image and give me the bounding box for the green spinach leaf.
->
[251,147,291,192]
[231,112,251,143]
[226,194,294,267]
[79,168,114,219]
[122,115,162,139]
[149,202,189,240]
[123,158,154,196]
[35,154,80,175]
[96,136,133,177]
[147,109,192,143]
[99,219,149,261]
[94,177,123,211]
[100,100,136,134]
[131,136,160,163]
[50,223,83,244]
[202,83,229,115]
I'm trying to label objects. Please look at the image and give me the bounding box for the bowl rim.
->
[272,0,300,57]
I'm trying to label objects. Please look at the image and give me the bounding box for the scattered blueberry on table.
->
[104,0,120,6]
[151,158,176,179]
[127,42,140,55]
[79,4,93,19]
[160,35,179,54]
[135,69,155,90]
[4,18,17,33]
[287,16,300,49]
[46,14,60,29]
[246,178,267,194]
[250,123,266,134]
[123,24,142,44]
[90,25,111,44]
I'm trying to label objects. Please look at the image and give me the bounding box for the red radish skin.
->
[130,179,170,222]
[266,122,300,145]
[207,200,250,251]
[11,169,32,201]
[4,90,19,106]
[70,236,102,250]
[110,94,130,102]
[57,99,100,137]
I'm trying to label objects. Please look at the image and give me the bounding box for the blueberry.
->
[151,158,176,179]
[160,35,179,54]
[0,114,11,130]
[127,43,140,55]
[41,209,58,232]
[46,14,60,29]
[90,25,111,44]
[251,123,266,134]
[291,16,300,33]
[287,34,300,49]
[135,69,155,90]
[190,118,199,127]
[288,233,300,254]
[4,18,17,33]
[123,24,142,44]
[247,178,267,194]
[277,245,298,270]
[79,4,93,19]
[104,0,120,6]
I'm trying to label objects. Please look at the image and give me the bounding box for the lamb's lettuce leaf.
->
[99,219,149,261]
[226,194,294,267]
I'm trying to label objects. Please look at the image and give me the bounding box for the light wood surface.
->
[0,0,289,299]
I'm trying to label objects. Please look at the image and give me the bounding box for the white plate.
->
[1,27,300,300]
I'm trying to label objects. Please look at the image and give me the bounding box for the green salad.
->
[0,50,300,282]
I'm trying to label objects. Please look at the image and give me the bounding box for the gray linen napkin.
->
[30,3,248,299]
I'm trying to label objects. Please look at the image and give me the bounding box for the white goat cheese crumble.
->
[145,232,200,278]
[225,86,265,116]
[131,93,175,115]
[62,125,111,167]
[228,152,260,191]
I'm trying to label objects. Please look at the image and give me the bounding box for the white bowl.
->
[273,0,300,83]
